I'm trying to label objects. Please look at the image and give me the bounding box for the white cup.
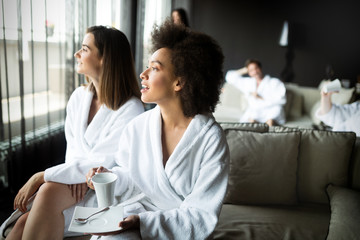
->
[92,172,118,208]
[323,79,341,93]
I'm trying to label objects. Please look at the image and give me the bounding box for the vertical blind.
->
[0,0,95,189]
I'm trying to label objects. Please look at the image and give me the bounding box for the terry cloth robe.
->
[0,86,144,238]
[44,86,144,184]
[226,70,287,124]
[316,101,360,136]
[102,106,229,240]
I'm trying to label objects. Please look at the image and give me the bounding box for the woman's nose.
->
[74,49,80,58]
[139,69,148,80]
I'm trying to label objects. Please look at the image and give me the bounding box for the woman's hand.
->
[119,215,140,230]
[68,183,88,202]
[319,89,335,115]
[85,166,109,190]
[91,215,140,236]
[14,172,45,212]
[250,91,263,100]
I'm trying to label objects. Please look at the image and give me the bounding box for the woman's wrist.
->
[33,171,45,186]
[319,92,333,115]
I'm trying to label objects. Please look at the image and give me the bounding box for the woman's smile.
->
[141,83,149,94]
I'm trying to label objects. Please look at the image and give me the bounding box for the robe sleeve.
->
[316,101,360,135]
[256,77,286,107]
[225,70,255,94]
[138,129,229,240]
[44,97,144,184]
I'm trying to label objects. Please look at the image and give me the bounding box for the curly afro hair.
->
[150,19,224,117]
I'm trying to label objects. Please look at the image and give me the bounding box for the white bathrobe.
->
[316,101,360,136]
[226,70,286,124]
[0,86,144,238]
[104,106,229,240]
[44,86,144,184]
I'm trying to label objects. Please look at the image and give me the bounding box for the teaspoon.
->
[74,206,110,224]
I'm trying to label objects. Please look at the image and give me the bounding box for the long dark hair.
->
[86,26,140,110]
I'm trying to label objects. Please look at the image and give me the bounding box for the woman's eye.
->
[151,67,158,71]
[82,48,87,52]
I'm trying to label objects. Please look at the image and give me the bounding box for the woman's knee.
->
[38,182,61,197]
[35,182,72,206]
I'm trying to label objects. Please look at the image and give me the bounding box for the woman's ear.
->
[174,77,183,92]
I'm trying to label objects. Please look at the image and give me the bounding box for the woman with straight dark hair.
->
[1,26,144,240]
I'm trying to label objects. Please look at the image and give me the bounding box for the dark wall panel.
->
[192,0,360,87]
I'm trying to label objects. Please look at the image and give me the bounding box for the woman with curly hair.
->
[1,26,144,240]
[86,19,229,240]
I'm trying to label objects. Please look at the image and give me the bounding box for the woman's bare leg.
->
[5,212,29,240]
[21,182,77,240]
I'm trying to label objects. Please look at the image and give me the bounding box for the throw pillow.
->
[326,184,360,240]
[224,130,301,205]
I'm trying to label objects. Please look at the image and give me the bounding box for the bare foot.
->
[266,119,275,126]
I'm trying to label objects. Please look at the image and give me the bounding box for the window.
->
[0,0,174,190]
[0,0,128,141]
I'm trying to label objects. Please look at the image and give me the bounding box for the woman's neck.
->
[159,100,192,129]
[160,101,193,167]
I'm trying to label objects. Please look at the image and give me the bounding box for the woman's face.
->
[247,63,263,80]
[74,33,102,80]
[172,11,182,25]
[140,48,180,104]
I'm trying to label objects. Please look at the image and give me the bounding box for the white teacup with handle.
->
[323,79,341,93]
[91,172,118,208]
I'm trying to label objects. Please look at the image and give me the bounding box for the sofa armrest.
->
[326,184,360,240]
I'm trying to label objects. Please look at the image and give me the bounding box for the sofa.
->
[213,122,360,240]
[214,81,355,129]
[2,122,359,240]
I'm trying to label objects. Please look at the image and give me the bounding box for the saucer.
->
[69,205,123,233]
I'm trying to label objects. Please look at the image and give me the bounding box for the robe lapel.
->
[165,114,213,175]
[78,90,111,150]
[147,107,183,209]
[257,75,270,94]
[147,108,215,209]
[84,105,111,148]
[78,90,93,152]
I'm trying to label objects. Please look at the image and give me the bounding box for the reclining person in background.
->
[225,59,286,126]
[316,84,360,136]
[86,19,229,240]
[1,26,144,240]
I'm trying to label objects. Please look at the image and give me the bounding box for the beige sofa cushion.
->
[271,126,356,204]
[326,184,360,240]
[224,130,301,205]
[214,203,330,240]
